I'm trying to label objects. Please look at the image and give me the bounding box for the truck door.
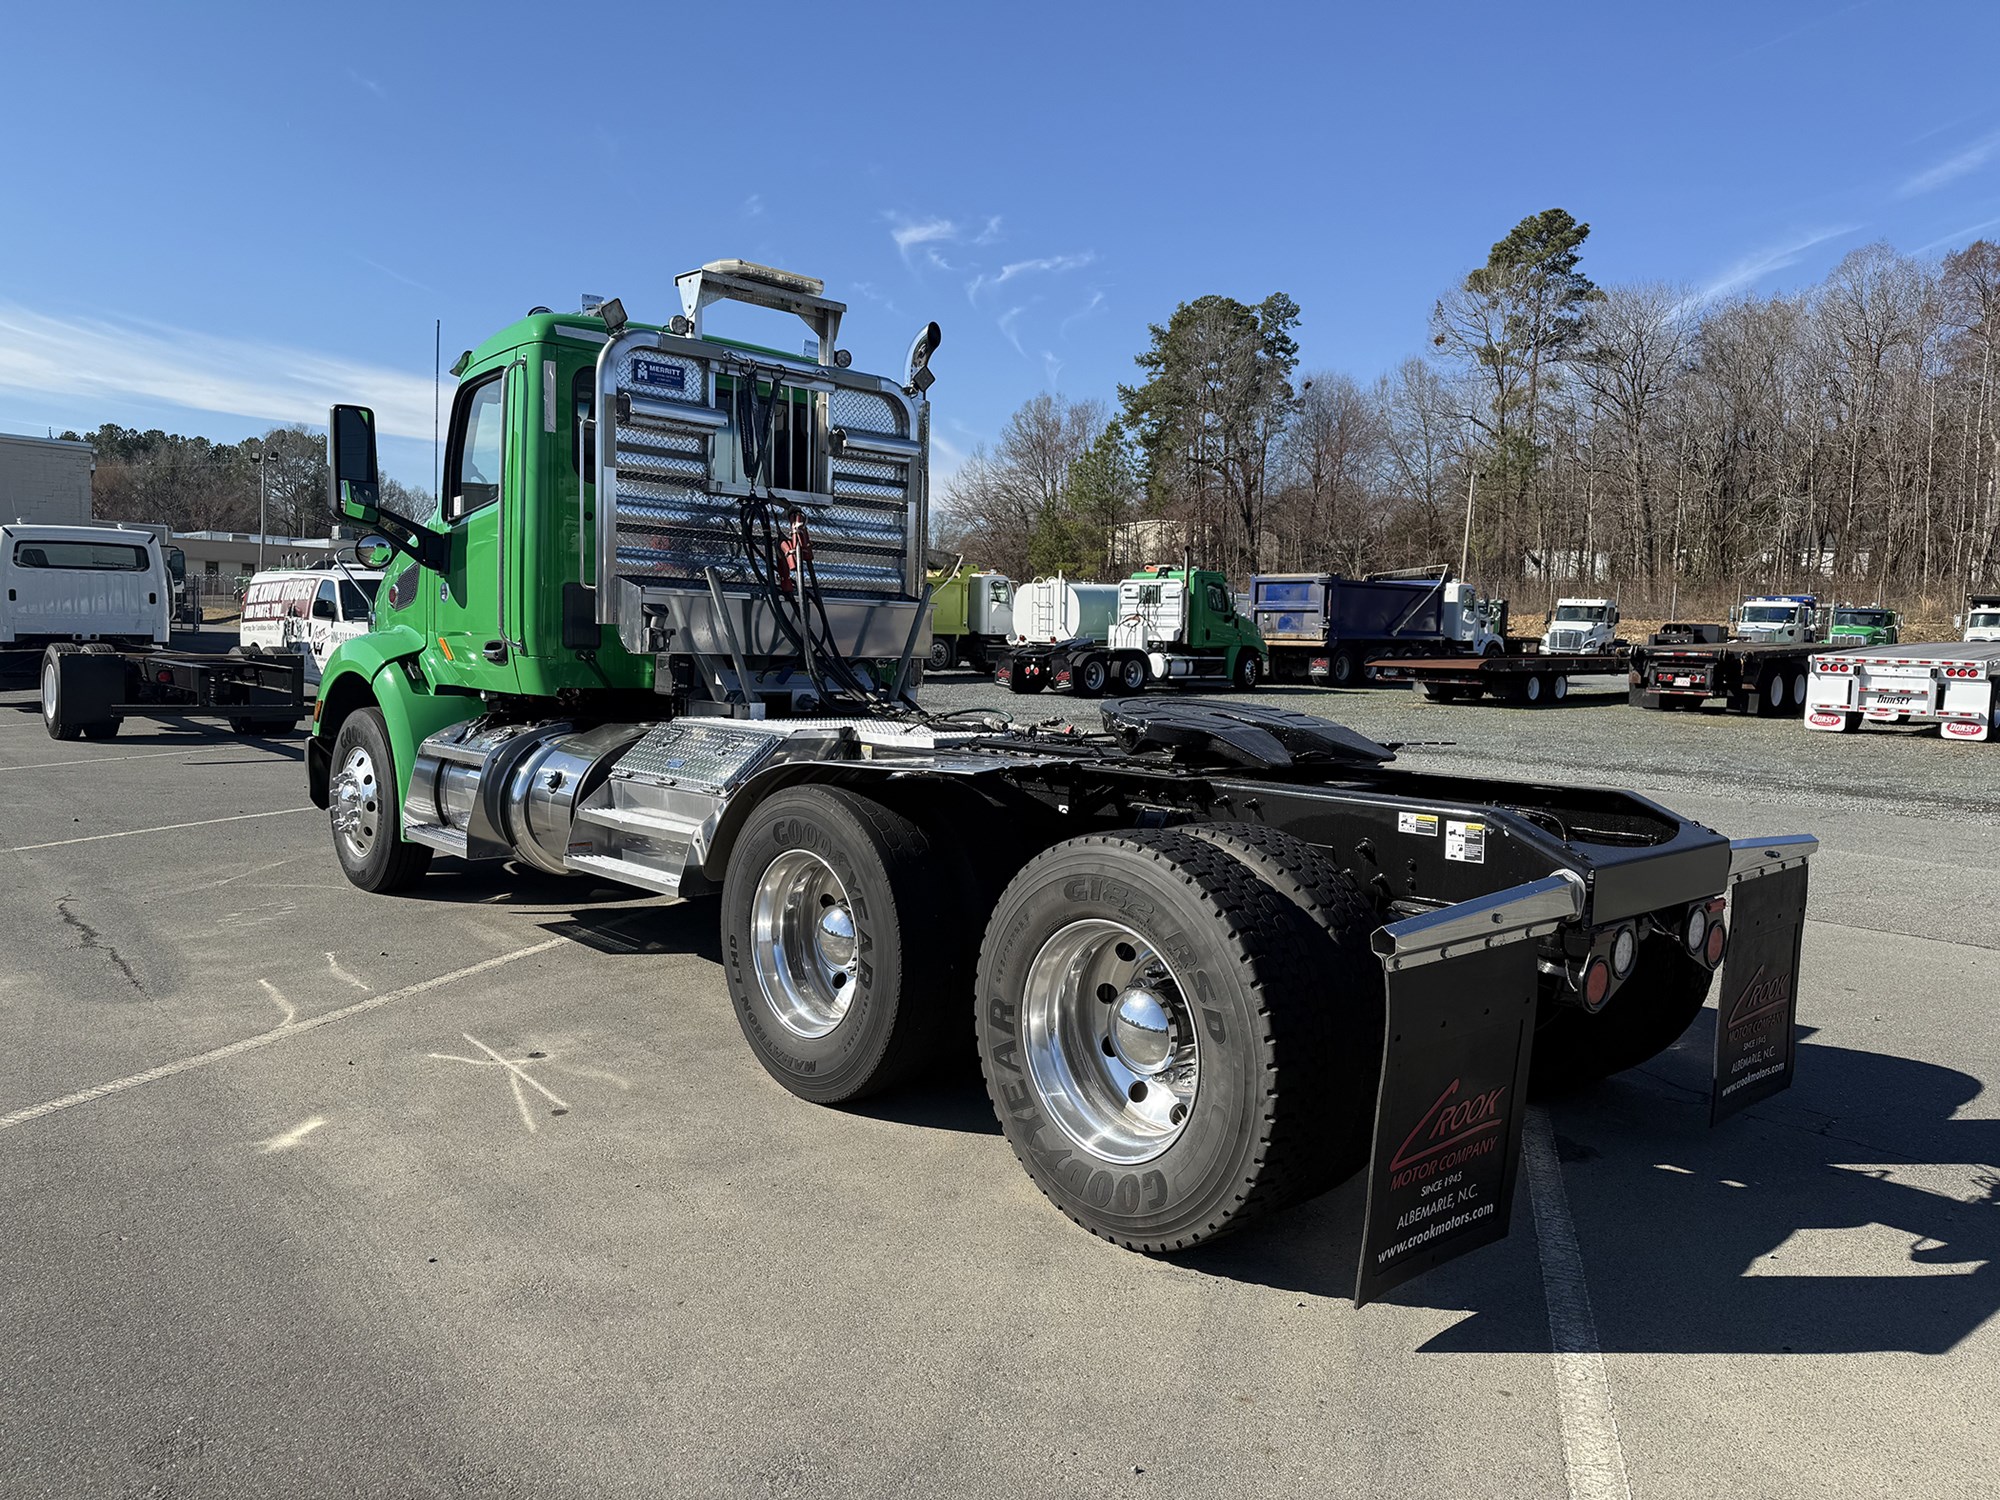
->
[309,578,339,668]
[427,370,521,691]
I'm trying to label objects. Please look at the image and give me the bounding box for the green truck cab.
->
[1828,605,1901,647]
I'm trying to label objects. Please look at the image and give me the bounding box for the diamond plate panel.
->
[615,720,785,790]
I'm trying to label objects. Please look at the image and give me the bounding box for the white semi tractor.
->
[1541,598,1621,654]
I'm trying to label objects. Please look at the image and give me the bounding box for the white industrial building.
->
[0,433,96,525]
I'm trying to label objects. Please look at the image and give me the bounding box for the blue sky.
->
[2,1,1997,489]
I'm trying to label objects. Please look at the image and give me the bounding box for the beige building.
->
[0,433,96,525]
[175,529,358,593]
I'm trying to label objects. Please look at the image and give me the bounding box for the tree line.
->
[935,211,2000,618]
[71,423,429,538]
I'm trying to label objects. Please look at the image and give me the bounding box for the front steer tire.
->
[721,786,977,1106]
[326,707,432,894]
[975,829,1352,1253]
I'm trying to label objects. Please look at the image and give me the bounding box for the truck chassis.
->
[38,643,305,740]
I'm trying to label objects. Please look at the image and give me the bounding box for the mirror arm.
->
[374,511,446,571]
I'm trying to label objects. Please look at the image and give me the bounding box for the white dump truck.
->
[1805,640,2000,740]
[1541,598,1620,654]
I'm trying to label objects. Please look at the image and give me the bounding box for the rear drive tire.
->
[1328,648,1358,688]
[1075,655,1109,698]
[976,829,1345,1251]
[1117,655,1149,693]
[1530,935,1714,1093]
[722,786,975,1105]
[926,638,956,671]
[81,642,117,655]
[327,707,432,894]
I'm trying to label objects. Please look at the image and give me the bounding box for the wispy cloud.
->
[973,216,1003,245]
[1059,289,1106,338]
[350,253,432,293]
[743,193,765,219]
[345,68,384,98]
[1899,130,2000,198]
[967,252,1095,303]
[0,304,440,442]
[997,306,1028,357]
[1696,225,1862,302]
[888,214,959,259]
[1042,351,1065,388]
[1915,213,2000,255]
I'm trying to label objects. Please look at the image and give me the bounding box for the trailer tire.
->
[1789,671,1808,709]
[1231,651,1261,691]
[1529,935,1714,1094]
[1075,655,1109,698]
[1756,672,1787,717]
[1420,682,1460,703]
[976,829,1348,1251]
[1116,655,1149,693]
[926,638,956,671]
[1518,674,1544,705]
[1328,648,1359,688]
[722,786,970,1105]
[1550,673,1569,702]
[326,707,432,894]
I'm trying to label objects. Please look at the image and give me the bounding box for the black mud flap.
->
[1354,873,1585,1307]
[1711,835,1816,1123]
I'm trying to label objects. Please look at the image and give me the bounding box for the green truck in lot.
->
[1828,605,1901,647]
[303,257,1816,1300]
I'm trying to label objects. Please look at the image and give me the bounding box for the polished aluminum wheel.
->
[329,743,383,862]
[1021,919,1200,1164]
[750,849,860,1038]
[40,656,58,726]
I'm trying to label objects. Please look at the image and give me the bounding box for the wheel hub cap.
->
[1110,988,1174,1073]
[329,745,380,859]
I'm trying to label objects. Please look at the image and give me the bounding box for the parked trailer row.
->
[1629,637,1817,715]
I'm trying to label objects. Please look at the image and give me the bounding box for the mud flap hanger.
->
[1355,872,1583,1307]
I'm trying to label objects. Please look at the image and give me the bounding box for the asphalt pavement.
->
[1,658,1994,1499]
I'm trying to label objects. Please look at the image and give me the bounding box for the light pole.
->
[1459,461,1479,580]
[252,451,268,572]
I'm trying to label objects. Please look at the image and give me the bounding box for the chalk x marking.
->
[428,1033,570,1134]
[8,806,315,853]
[0,940,564,1133]
[1524,1107,1632,1500]
[324,952,372,992]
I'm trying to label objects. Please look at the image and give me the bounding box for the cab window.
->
[314,579,339,618]
[1206,583,1230,615]
[445,376,505,521]
[339,580,375,619]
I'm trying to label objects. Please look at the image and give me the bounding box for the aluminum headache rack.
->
[592,261,928,662]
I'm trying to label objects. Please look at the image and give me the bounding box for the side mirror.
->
[329,405,381,524]
[354,534,396,569]
[312,597,337,620]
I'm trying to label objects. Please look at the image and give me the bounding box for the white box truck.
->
[1,523,171,655]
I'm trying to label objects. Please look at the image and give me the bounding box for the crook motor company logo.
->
[1725,964,1793,1033]
[1388,1077,1508,1190]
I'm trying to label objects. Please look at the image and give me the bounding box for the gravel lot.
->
[2,647,1996,1499]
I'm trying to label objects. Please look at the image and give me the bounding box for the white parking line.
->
[0,939,564,1134]
[8,806,316,852]
[1524,1107,1632,1500]
[0,745,277,773]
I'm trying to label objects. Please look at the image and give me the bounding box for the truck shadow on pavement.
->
[1184,1021,2000,1354]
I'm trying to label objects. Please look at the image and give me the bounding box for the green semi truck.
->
[993,564,1266,694]
[305,258,1814,1298]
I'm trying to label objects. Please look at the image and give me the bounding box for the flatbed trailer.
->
[1367,650,1629,705]
[37,642,305,740]
[1629,638,1818,715]
[1805,640,2000,740]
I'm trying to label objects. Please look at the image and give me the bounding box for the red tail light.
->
[155,669,173,683]
[1705,923,1727,967]
[1583,958,1610,1011]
